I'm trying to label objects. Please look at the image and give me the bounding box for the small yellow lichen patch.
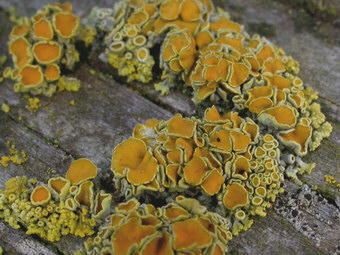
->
[0,141,27,167]
[324,175,340,191]
[69,100,75,106]
[57,76,80,92]
[1,103,10,113]
[25,97,41,112]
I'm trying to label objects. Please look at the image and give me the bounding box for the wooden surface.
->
[0,0,339,254]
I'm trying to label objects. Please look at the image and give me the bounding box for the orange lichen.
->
[230,131,251,152]
[10,20,31,38]
[32,41,61,64]
[33,18,54,40]
[258,105,297,128]
[112,217,157,255]
[7,3,82,96]
[48,177,70,197]
[180,0,202,22]
[173,219,213,250]
[19,65,43,87]
[140,232,173,255]
[66,158,98,185]
[229,62,250,88]
[44,64,60,81]
[9,37,33,69]
[223,183,248,210]
[53,12,79,38]
[30,186,51,205]
[209,130,232,152]
[159,0,181,20]
[183,156,209,185]
[210,17,241,33]
[278,124,312,155]
[161,29,197,74]
[232,156,251,179]
[164,204,190,221]
[75,181,94,207]
[82,197,229,254]
[201,170,224,195]
[167,114,196,138]
[112,138,158,185]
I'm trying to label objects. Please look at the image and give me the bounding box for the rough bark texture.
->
[0,0,339,254]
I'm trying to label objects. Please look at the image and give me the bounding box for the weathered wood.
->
[0,222,58,255]
[0,0,339,254]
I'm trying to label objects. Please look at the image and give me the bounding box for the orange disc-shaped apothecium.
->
[160,0,181,20]
[33,18,54,40]
[167,114,196,138]
[223,183,249,210]
[30,186,51,205]
[45,64,60,81]
[180,0,201,22]
[164,204,190,222]
[172,218,212,251]
[9,37,33,69]
[53,12,79,38]
[48,177,69,195]
[112,138,158,185]
[278,124,312,155]
[10,22,30,38]
[112,217,157,255]
[66,158,97,185]
[200,169,224,195]
[259,105,297,128]
[140,232,173,255]
[74,181,94,208]
[209,129,232,152]
[19,65,43,87]
[183,156,209,185]
[32,41,61,64]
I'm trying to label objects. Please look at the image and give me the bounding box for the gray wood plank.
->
[0,222,58,255]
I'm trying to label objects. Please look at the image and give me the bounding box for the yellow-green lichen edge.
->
[111,106,284,236]
[0,158,111,242]
[6,3,90,96]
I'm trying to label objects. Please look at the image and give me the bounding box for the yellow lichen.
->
[1,103,10,113]
[25,97,41,112]
[0,159,110,242]
[324,175,340,191]
[0,141,27,168]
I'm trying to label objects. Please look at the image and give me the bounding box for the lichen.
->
[25,97,41,112]
[79,196,230,255]
[324,175,340,192]
[0,158,111,242]
[86,1,332,182]
[6,3,84,97]
[1,103,10,113]
[111,106,284,237]
[0,141,27,168]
